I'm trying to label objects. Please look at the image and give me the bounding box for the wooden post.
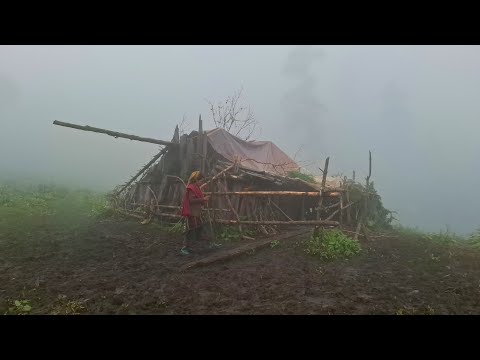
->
[198,114,203,156]
[198,114,204,173]
[221,174,243,233]
[172,125,180,143]
[346,188,351,224]
[339,193,344,228]
[185,138,194,179]
[301,194,306,221]
[179,135,187,179]
[364,150,372,225]
[355,151,372,241]
[202,128,208,175]
[316,156,330,220]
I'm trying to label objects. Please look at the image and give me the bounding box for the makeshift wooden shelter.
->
[53,118,379,235]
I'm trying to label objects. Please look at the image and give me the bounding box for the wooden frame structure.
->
[53,118,375,235]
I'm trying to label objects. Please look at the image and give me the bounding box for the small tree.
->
[206,86,258,141]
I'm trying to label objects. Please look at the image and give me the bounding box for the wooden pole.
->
[316,156,330,220]
[203,191,331,197]
[131,203,230,212]
[346,189,352,224]
[268,198,294,221]
[355,151,372,240]
[53,120,174,146]
[198,115,203,138]
[198,115,204,173]
[200,163,235,190]
[339,194,344,228]
[116,147,168,196]
[214,219,339,226]
[179,229,311,272]
[301,194,306,221]
[364,150,372,224]
[202,128,208,175]
[321,157,330,189]
[221,175,243,232]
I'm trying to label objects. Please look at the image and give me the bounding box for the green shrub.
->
[306,229,361,260]
[287,171,316,184]
[7,300,32,315]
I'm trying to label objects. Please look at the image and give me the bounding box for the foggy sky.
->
[1,45,479,234]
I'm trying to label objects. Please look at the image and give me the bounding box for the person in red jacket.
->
[180,171,212,255]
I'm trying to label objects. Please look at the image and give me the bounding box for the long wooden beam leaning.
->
[53,120,175,146]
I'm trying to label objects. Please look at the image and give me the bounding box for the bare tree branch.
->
[206,86,258,141]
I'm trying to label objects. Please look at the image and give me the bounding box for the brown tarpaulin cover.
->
[206,128,300,176]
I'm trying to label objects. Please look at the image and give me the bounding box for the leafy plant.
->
[168,221,185,234]
[348,182,395,229]
[218,226,243,243]
[424,231,461,245]
[270,240,280,248]
[8,300,32,315]
[305,229,361,260]
[50,295,87,315]
[392,224,425,238]
[287,171,316,184]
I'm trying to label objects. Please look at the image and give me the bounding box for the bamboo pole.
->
[53,120,174,146]
[132,203,230,212]
[200,163,235,190]
[179,229,312,272]
[203,191,326,197]
[220,175,243,232]
[339,194,344,228]
[268,198,293,221]
[346,188,352,224]
[116,147,168,195]
[214,219,339,226]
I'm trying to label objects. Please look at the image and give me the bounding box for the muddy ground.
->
[2,217,480,315]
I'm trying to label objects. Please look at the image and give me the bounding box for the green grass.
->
[306,229,361,260]
[424,231,463,245]
[213,225,256,244]
[392,224,463,244]
[468,229,480,248]
[392,224,427,238]
[150,221,185,235]
[0,182,111,240]
[217,226,243,243]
